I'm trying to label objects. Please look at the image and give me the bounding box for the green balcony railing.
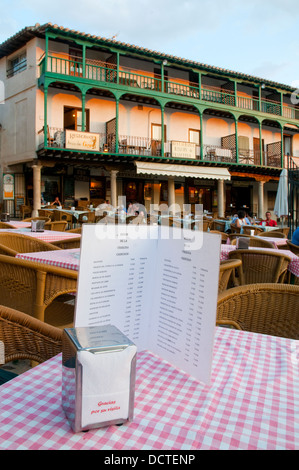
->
[39,55,299,122]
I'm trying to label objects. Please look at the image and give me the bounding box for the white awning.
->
[135,162,231,180]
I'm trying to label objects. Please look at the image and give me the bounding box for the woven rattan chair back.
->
[286,240,299,255]
[230,237,275,248]
[0,232,61,256]
[228,249,291,285]
[230,223,241,234]
[217,283,299,339]
[51,237,81,249]
[218,259,242,293]
[0,254,77,328]
[0,222,17,229]
[209,230,229,243]
[0,305,63,365]
[213,220,226,232]
[22,217,51,223]
[44,221,68,231]
[78,211,95,224]
[242,225,264,236]
[259,231,286,238]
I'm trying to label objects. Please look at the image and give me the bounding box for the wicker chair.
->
[228,249,291,285]
[0,305,63,383]
[22,217,51,223]
[38,209,55,220]
[78,211,95,224]
[66,227,82,233]
[228,233,251,243]
[44,221,68,231]
[231,237,275,248]
[0,232,61,256]
[209,230,229,243]
[218,259,242,293]
[20,204,32,219]
[0,222,17,229]
[53,210,74,229]
[0,254,77,328]
[230,223,241,234]
[270,227,290,237]
[217,283,299,339]
[259,231,286,238]
[286,240,299,255]
[242,225,264,236]
[51,237,81,249]
[213,220,226,232]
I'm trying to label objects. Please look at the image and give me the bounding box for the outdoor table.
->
[16,245,299,279]
[220,245,299,278]
[48,208,89,221]
[254,236,288,249]
[0,228,81,243]
[5,221,31,228]
[16,248,80,271]
[0,327,297,450]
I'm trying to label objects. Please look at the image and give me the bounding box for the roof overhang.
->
[135,162,231,180]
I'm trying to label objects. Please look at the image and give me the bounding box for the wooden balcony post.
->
[115,97,119,153]
[44,86,48,148]
[81,90,86,132]
[259,121,263,166]
[234,116,239,163]
[161,103,165,157]
[280,124,284,168]
[200,112,204,160]
[82,44,86,78]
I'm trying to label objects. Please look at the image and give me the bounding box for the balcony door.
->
[284,134,292,156]
[69,48,83,77]
[64,107,90,132]
[253,137,264,165]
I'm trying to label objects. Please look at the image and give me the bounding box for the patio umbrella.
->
[274,169,288,225]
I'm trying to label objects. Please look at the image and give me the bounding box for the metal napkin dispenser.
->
[62,325,137,433]
[31,220,45,232]
[1,213,10,222]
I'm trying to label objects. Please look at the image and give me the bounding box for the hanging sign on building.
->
[3,174,14,199]
[65,130,100,151]
[171,141,196,159]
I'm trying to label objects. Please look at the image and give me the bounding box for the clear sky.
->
[1,0,299,87]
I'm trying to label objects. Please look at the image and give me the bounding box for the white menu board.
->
[75,224,221,384]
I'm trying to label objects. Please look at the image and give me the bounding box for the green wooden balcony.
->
[39,54,299,122]
[37,126,283,169]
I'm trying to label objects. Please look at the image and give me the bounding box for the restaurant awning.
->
[135,162,231,180]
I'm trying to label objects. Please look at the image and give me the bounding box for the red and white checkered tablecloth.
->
[7,221,31,228]
[221,245,299,277]
[254,236,288,249]
[0,327,298,450]
[0,228,81,243]
[16,248,80,271]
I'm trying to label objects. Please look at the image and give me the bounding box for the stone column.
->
[110,170,118,208]
[258,180,265,219]
[32,163,42,217]
[168,177,176,213]
[217,179,225,218]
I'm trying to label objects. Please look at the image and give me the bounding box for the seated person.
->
[52,196,61,206]
[235,210,248,229]
[259,211,277,227]
[291,227,299,246]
